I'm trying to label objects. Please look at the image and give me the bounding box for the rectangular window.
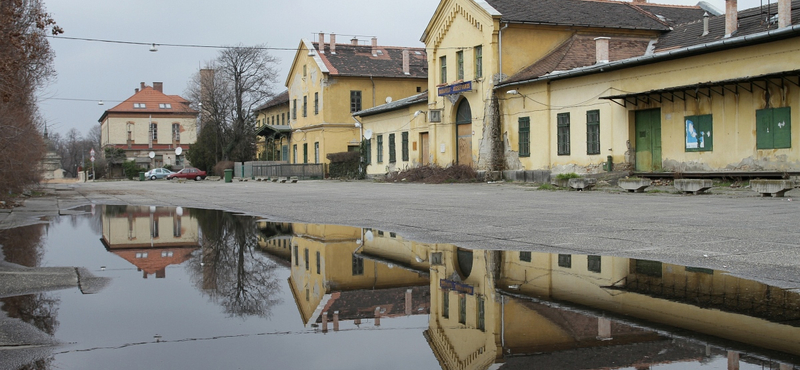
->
[314,142,319,163]
[458,295,466,324]
[588,255,601,273]
[314,92,319,115]
[635,260,663,278]
[474,45,482,79]
[352,255,364,275]
[365,138,372,165]
[685,114,713,151]
[431,252,443,265]
[350,91,362,113]
[293,144,297,164]
[159,103,171,109]
[377,135,384,163]
[292,99,297,119]
[388,133,396,163]
[302,96,307,117]
[172,123,180,142]
[587,110,600,155]
[442,291,449,318]
[133,103,146,109]
[519,117,530,157]
[757,107,792,149]
[304,248,309,270]
[293,245,298,266]
[401,132,409,161]
[519,251,531,262]
[303,143,308,164]
[477,296,485,331]
[440,56,447,84]
[282,113,285,125]
[316,251,321,274]
[558,254,572,268]
[150,123,158,142]
[456,51,464,80]
[557,113,571,155]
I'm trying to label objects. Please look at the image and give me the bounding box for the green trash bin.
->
[224,169,233,183]
[139,172,145,181]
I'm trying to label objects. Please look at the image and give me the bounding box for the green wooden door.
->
[756,107,792,149]
[635,109,662,171]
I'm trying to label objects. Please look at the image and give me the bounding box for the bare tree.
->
[185,45,279,169]
[0,0,62,200]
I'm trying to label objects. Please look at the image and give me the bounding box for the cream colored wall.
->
[101,207,199,247]
[102,114,196,147]
[502,36,800,173]
[359,102,437,175]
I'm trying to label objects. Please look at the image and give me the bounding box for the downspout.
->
[498,22,509,82]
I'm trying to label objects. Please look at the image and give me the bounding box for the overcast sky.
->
[40,0,768,138]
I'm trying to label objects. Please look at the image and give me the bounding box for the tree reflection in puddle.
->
[0,205,798,370]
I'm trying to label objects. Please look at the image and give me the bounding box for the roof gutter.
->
[496,24,800,90]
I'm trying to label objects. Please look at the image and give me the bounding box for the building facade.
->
[254,90,291,161]
[99,82,198,169]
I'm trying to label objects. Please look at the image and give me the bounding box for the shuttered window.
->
[756,107,791,149]
[519,117,530,157]
[587,110,600,155]
[557,113,570,155]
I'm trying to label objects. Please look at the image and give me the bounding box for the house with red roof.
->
[99,82,198,170]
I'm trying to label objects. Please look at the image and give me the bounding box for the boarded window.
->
[685,114,713,152]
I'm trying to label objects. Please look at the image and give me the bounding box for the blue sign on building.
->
[438,81,473,96]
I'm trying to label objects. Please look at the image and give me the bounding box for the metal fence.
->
[236,161,326,180]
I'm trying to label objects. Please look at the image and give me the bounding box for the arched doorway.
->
[455,99,473,166]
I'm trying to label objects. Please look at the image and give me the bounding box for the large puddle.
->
[0,205,798,370]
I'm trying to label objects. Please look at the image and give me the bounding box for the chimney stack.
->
[594,37,610,64]
[778,0,791,28]
[725,0,738,37]
[153,82,163,92]
[135,88,139,93]
[371,37,378,57]
[140,82,146,90]
[702,12,710,36]
[403,49,410,75]
[319,32,325,54]
[330,33,336,54]
[351,37,358,45]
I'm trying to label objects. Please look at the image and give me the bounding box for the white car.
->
[144,168,174,180]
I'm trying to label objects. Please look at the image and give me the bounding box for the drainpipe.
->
[498,22,509,82]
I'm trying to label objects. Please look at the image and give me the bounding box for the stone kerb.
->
[618,179,652,193]
[673,179,712,194]
[750,179,795,197]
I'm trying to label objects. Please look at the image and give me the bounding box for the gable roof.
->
[99,84,197,122]
[312,42,427,79]
[255,90,290,112]
[654,0,800,52]
[504,34,652,83]
[483,0,704,30]
[353,91,428,117]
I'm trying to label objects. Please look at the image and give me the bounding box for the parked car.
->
[144,168,174,180]
[167,167,207,181]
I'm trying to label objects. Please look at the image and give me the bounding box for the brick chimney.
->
[778,0,792,28]
[140,82,146,90]
[153,82,163,92]
[319,32,325,54]
[371,37,378,57]
[330,33,336,54]
[725,0,738,38]
[594,37,610,64]
[351,37,358,45]
[135,88,139,93]
[403,49,410,75]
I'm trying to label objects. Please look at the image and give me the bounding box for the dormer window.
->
[159,103,172,109]
[133,103,146,109]
[376,50,383,55]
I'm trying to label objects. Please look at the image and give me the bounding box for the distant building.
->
[99,82,198,170]
[254,90,291,161]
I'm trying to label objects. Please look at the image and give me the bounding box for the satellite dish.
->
[176,206,183,217]
[175,147,183,156]
[385,96,393,104]
[148,151,155,159]
[364,129,373,140]
[364,230,374,241]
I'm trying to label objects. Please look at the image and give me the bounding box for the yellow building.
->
[254,90,291,161]
[496,0,800,175]
[285,34,427,169]
[99,82,198,169]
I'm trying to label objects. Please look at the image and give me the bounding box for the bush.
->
[213,161,234,177]
[555,172,581,180]
[385,164,479,184]
[327,151,361,179]
[122,160,140,179]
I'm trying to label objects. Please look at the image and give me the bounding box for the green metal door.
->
[635,109,662,171]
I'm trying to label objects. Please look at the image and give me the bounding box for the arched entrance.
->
[455,99,473,166]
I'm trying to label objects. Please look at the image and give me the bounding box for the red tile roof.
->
[313,43,427,79]
[99,84,197,122]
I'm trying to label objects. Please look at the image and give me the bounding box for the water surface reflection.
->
[0,205,797,370]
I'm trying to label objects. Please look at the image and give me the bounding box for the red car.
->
[167,167,207,181]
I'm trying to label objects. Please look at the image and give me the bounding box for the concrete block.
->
[529,171,550,184]
[568,177,596,191]
[750,180,794,197]
[290,176,298,183]
[674,179,712,194]
[618,179,652,193]
[485,171,502,182]
[502,170,524,182]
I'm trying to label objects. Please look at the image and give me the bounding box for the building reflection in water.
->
[100,205,199,279]
[330,227,797,370]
